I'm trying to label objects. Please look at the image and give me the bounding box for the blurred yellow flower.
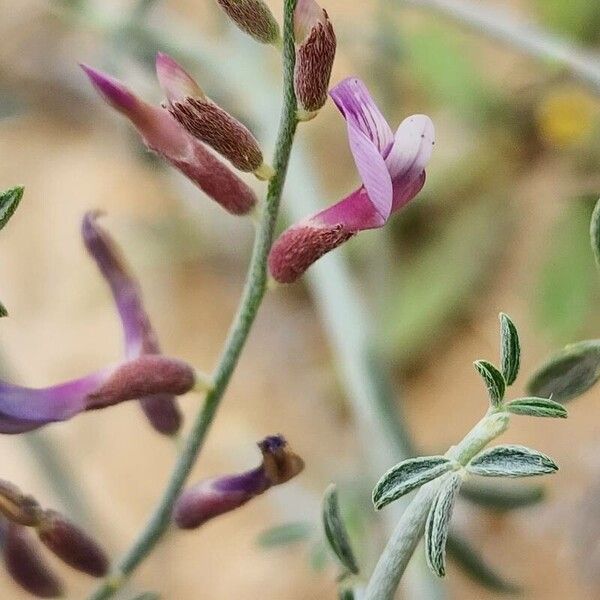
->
[536,86,599,148]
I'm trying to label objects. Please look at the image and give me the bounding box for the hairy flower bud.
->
[173,434,304,529]
[216,0,281,46]
[0,480,42,527]
[3,522,64,598]
[156,53,273,179]
[37,511,109,578]
[293,0,336,119]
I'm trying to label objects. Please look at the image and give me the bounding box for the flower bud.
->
[156,53,273,179]
[293,0,336,119]
[0,480,42,527]
[3,522,64,598]
[216,0,281,46]
[173,434,304,529]
[37,511,109,577]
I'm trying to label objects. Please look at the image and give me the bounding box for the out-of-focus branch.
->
[401,0,600,95]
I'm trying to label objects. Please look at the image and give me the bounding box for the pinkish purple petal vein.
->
[268,77,435,283]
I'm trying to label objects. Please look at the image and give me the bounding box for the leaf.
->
[338,589,355,600]
[0,186,23,232]
[0,301,7,318]
[499,313,520,386]
[446,532,521,593]
[505,397,567,419]
[467,445,558,478]
[527,340,600,402]
[474,360,506,407]
[591,198,600,269]
[425,473,463,577]
[257,521,312,548]
[322,484,359,574]
[460,480,545,511]
[372,456,456,510]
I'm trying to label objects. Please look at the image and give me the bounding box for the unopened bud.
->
[37,511,109,577]
[0,480,42,527]
[293,0,336,118]
[216,0,281,46]
[174,434,304,529]
[3,522,64,598]
[156,53,273,178]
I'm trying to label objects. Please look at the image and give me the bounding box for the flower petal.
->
[155,52,204,104]
[294,0,326,41]
[385,114,435,182]
[330,78,394,220]
[313,186,386,230]
[392,171,426,213]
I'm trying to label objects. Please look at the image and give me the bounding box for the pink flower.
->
[81,64,257,215]
[268,77,435,283]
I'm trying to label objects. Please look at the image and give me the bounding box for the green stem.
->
[86,2,298,598]
[363,412,509,600]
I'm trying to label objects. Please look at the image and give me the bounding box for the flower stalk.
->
[86,1,299,597]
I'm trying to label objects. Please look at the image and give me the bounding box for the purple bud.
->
[215,0,281,45]
[3,522,64,598]
[82,212,182,435]
[156,53,273,179]
[37,511,109,578]
[173,435,304,529]
[81,64,257,215]
[0,480,42,527]
[293,0,336,117]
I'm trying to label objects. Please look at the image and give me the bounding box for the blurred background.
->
[1,0,600,598]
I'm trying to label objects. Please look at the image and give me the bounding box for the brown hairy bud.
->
[37,511,109,577]
[87,355,196,410]
[3,522,64,598]
[0,480,42,527]
[294,0,337,117]
[216,0,281,45]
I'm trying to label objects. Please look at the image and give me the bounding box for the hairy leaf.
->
[474,360,506,407]
[527,340,600,402]
[460,480,545,511]
[425,473,463,577]
[447,532,521,593]
[505,397,567,419]
[373,456,456,510]
[467,445,558,477]
[257,521,312,548]
[322,484,359,574]
[0,186,23,232]
[499,313,520,385]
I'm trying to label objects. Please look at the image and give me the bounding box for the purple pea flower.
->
[82,211,182,435]
[268,77,435,283]
[173,435,304,529]
[80,64,257,216]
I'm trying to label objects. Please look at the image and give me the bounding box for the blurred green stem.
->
[86,1,299,598]
[401,0,600,95]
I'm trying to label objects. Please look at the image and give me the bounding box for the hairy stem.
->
[86,2,298,598]
[363,412,509,600]
[401,0,600,95]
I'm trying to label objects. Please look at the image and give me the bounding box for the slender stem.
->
[363,412,509,600]
[401,0,600,95]
[86,2,298,598]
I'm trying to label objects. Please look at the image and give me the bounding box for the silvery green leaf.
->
[0,186,23,232]
[425,473,463,577]
[322,484,359,574]
[590,197,600,269]
[474,360,506,407]
[373,456,456,510]
[0,301,7,318]
[499,313,520,386]
[467,445,558,477]
[527,340,600,403]
[505,397,567,419]
[257,521,312,548]
[460,480,544,511]
[447,532,520,593]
